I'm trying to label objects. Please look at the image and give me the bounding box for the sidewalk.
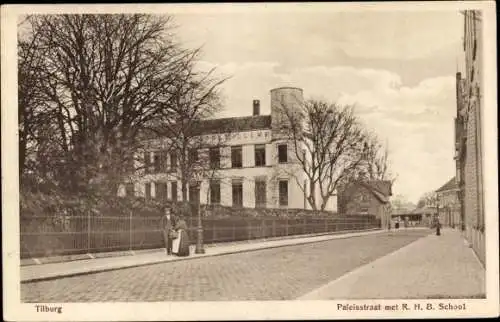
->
[21,228,384,283]
[298,228,486,299]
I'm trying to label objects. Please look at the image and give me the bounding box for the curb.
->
[22,228,384,283]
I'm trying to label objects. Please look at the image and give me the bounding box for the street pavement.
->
[22,229,432,302]
[21,229,384,282]
[298,228,485,300]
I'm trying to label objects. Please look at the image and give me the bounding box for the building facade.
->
[120,87,337,212]
[435,177,461,228]
[337,180,392,228]
[391,208,423,226]
[455,10,485,265]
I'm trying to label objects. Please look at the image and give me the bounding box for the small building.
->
[391,208,422,227]
[411,205,438,227]
[435,176,461,228]
[338,180,392,228]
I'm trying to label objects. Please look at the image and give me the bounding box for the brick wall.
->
[461,10,485,266]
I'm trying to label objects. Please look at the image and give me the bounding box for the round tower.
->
[270,87,304,137]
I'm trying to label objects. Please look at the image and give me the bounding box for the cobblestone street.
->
[22,230,430,302]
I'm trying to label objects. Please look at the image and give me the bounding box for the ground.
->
[22,230,430,302]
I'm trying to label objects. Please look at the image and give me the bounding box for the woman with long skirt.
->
[174,216,190,257]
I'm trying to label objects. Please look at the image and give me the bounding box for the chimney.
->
[253,99,260,116]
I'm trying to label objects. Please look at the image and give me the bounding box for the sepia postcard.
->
[2,1,499,321]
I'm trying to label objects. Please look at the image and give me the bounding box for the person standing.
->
[173,215,190,257]
[161,206,176,255]
[436,218,442,236]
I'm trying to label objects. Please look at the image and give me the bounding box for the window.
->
[171,181,178,201]
[126,183,135,197]
[188,148,198,165]
[156,182,168,201]
[210,180,221,204]
[279,180,288,206]
[231,146,243,168]
[144,152,151,174]
[145,182,151,200]
[160,150,168,172]
[255,180,267,208]
[209,148,220,169]
[278,144,288,163]
[255,144,266,167]
[170,152,177,171]
[153,152,161,173]
[189,183,200,204]
[232,180,243,207]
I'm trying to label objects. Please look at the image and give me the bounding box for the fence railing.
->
[20,214,380,258]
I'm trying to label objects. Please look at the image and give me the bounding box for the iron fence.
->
[20,213,380,258]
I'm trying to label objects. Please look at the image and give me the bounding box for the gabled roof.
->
[358,180,393,204]
[436,177,458,192]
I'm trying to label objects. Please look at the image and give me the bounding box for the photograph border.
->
[2,1,498,320]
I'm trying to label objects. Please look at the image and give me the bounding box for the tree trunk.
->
[307,181,317,210]
[181,179,188,202]
[320,195,331,212]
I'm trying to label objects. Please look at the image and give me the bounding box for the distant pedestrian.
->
[436,220,441,236]
[161,206,176,255]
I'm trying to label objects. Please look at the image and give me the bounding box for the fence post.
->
[129,210,133,251]
[87,210,91,253]
[272,219,276,237]
[248,221,252,240]
[285,218,289,236]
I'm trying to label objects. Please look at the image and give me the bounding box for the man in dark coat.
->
[436,219,441,236]
[161,206,176,255]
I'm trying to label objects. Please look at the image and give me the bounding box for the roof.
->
[392,208,414,216]
[361,180,392,199]
[436,177,458,192]
[358,180,393,204]
[142,115,272,139]
[367,180,393,196]
[190,115,272,136]
[411,205,437,215]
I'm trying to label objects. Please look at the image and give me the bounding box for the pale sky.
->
[172,10,464,203]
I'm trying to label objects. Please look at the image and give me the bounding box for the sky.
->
[172,10,465,204]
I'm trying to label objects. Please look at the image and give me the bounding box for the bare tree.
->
[390,194,415,210]
[144,50,229,201]
[19,14,208,197]
[18,18,47,179]
[277,98,370,211]
[417,191,438,208]
[358,133,397,183]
